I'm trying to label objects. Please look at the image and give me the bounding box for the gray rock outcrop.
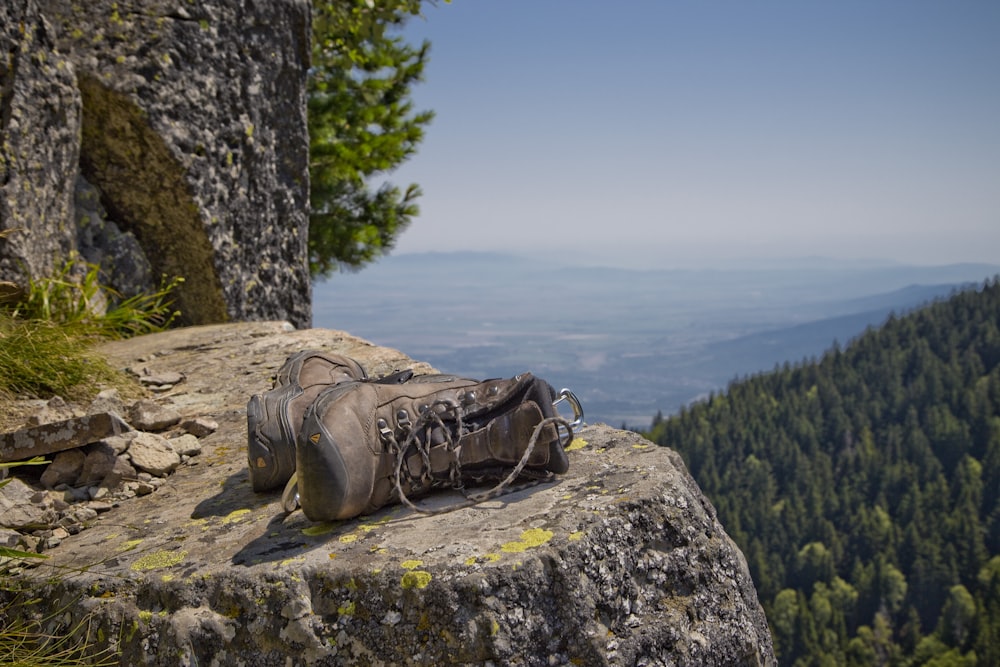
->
[1,323,776,665]
[0,0,312,327]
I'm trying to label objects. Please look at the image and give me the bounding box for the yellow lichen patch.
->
[521,528,554,546]
[501,527,554,553]
[302,523,336,536]
[501,541,528,554]
[485,553,501,563]
[222,509,251,524]
[279,556,305,568]
[130,549,187,572]
[339,534,358,544]
[118,539,143,552]
[464,556,477,566]
[568,531,585,541]
[400,559,423,570]
[400,570,432,589]
[161,574,174,582]
[328,553,337,560]
[565,438,588,452]
[632,443,650,450]
[186,518,209,531]
[337,601,356,616]
[138,610,153,623]
[491,618,500,636]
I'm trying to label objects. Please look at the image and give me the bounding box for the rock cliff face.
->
[0,0,312,327]
[2,323,776,666]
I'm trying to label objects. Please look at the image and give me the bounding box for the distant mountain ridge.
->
[315,252,999,426]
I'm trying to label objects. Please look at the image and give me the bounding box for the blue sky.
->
[384,1,1000,268]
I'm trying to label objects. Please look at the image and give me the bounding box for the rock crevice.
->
[0,0,312,327]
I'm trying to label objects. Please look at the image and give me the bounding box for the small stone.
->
[45,491,70,512]
[78,443,118,486]
[127,432,180,476]
[0,528,22,548]
[180,416,218,438]
[102,432,135,455]
[45,527,70,548]
[0,478,57,531]
[99,456,138,490]
[88,486,108,500]
[134,482,156,496]
[40,448,86,489]
[129,400,182,432]
[64,507,99,525]
[88,389,126,418]
[169,433,202,457]
[137,370,186,387]
[59,485,90,503]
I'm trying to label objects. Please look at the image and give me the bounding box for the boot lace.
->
[387,399,572,516]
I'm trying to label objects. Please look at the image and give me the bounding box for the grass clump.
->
[10,257,183,340]
[0,251,182,403]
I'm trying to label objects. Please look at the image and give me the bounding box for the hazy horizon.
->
[374,1,999,269]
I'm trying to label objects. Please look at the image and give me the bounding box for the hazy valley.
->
[313,253,999,428]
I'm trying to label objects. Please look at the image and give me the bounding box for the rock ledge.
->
[4,323,774,666]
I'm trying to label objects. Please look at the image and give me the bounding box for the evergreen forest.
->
[647,277,1000,666]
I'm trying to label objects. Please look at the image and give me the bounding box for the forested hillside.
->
[648,278,1000,666]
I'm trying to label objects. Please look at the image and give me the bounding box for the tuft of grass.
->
[0,585,120,666]
[11,258,183,340]
[0,317,128,402]
[0,255,183,405]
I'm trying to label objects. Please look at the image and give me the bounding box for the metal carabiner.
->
[553,388,585,429]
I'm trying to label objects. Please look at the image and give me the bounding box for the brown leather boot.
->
[289,373,581,521]
[246,350,368,492]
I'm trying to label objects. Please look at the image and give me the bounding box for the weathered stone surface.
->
[8,323,775,665]
[127,432,180,477]
[1,0,313,327]
[0,412,133,462]
[0,0,82,286]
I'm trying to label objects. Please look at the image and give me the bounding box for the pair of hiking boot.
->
[247,350,583,521]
